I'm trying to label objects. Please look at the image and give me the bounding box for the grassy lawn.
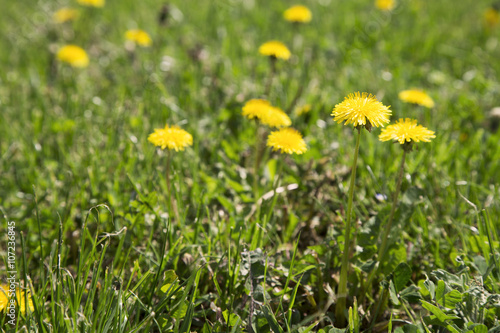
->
[1,0,500,331]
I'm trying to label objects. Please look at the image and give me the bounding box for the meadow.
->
[1,0,500,332]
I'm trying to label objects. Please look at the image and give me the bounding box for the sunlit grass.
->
[1,0,500,331]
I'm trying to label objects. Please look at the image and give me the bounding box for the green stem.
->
[361,149,407,306]
[378,149,407,263]
[264,57,276,96]
[256,157,283,249]
[335,127,362,327]
[253,123,262,200]
[166,149,173,218]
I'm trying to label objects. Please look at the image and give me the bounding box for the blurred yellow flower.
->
[242,100,291,128]
[332,92,391,128]
[0,284,34,314]
[53,8,79,23]
[267,128,307,154]
[484,7,500,29]
[379,118,435,144]
[399,89,435,108]
[57,45,89,68]
[261,106,292,128]
[375,0,396,11]
[125,29,153,47]
[259,41,291,60]
[283,5,312,23]
[242,99,272,120]
[77,0,105,7]
[148,125,193,151]
[294,104,312,116]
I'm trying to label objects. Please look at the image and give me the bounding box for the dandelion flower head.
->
[375,0,396,11]
[261,106,292,128]
[283,5,312,23]
[0,284,34,314]
[379,118,435,144]
[258,41,291,60]
[242,100,291,128]
[267,128,307,155]
[332,92,391,128]
[53,8,79,23]
[148,125,193,151]
[57,45,89,68]
[399,89,435,108]
[125,29,153,47]
[484,7,500,28]
[77,0,105,7]
[242,99,272,120]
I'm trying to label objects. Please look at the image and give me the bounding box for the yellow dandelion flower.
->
[283,5,312,23]
[77,0,105,7]
[0,284,34,314]
[294,104,312,116]
[332,92,391,128]
[53,8,79,23]
[484,7,500,29]
[148,125,193,151]
[379,118,435,144]
[258,41,291,60]
[125,29,153,47]
[261,106,292,128]
[242,99,271,120]
[399,89,435,108]
[242,100,291,128]
[375,0,396,11]
[57,45,89,68]
[267,128,307,155]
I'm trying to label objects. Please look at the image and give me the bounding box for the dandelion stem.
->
[166,149,173,216]
[378,148,407,263]
[335,127,362,327]
[256,157,283,249]
[264,57,276,96]
[361,148,408,309]
[253,122,262,200]
[292,23,299,50]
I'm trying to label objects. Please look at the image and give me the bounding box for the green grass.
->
[1,0,500,331]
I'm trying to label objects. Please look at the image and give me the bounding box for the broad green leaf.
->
[389,280,400,305]
[394,324,418,333]
[466,323,488,333]
[431,270,461,287]
[421,300,459,322]
[172,302,188,319]
[435,280,462,308]
[382,243,407,275]
[328,328,347,333]
[442,290,462,309]
[473,324,488,333]
[222,310,241,327]
[160,270,178,294]
[399,285,422,303]
[418,280,429,297]
[284,213,300,243]
[217,195,234,213]
[226,178,245,193]
[262,305,284,333]
[298,322,319,333]
[435,280,446,304]
[393,262,412,293]
[423,277,436,299]
[221,140,239,161]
